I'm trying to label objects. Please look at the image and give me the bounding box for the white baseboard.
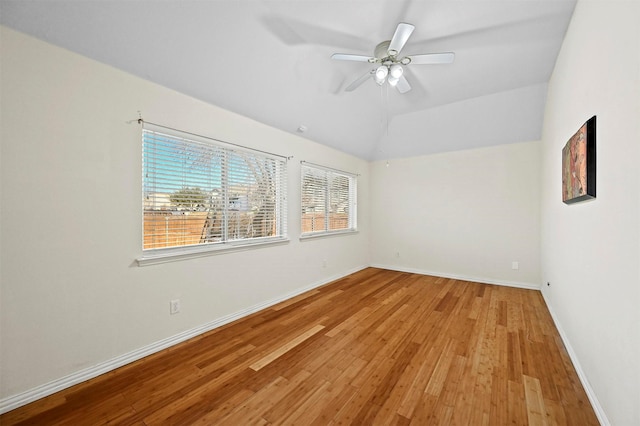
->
[540,292,609,426]
[0,265,368,415]
[370,263,541,290]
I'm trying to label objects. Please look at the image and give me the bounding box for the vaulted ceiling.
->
[0,0,576,160]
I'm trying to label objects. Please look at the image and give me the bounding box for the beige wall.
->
[370,141,542,289]
[540,1,640,424]
[0,26,370,404]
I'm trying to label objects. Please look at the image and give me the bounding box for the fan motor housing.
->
[374,40,392,60]
[374,40,410,65]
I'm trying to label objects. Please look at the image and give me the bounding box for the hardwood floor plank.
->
[260,372,324,422]
[424,338,457,397]
[211,374,301,425]
[508,378,528,425]
[278,380,333,425]
[249,324,325,371]
[307,358,366,425]
[0,268,600,426]
[523,374,549,425]
[331,354,396,424]
[188,387,255,425]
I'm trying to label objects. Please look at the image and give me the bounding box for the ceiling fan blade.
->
[387,22,415,56]
[331,53,373,62]
[406,52,455,65]
[395,75,411,94]
[345,70,375,92]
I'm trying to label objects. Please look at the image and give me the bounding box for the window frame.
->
[300,162,357,239]
[138,124,288,266]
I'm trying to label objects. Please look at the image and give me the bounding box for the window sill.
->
[136,238,290,266]
[299,229,359,241]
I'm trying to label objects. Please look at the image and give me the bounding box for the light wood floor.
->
[1,268,599,425]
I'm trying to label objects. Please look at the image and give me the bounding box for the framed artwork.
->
[562,116,596,204]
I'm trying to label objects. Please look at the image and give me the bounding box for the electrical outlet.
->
[395,251,400,258]
[322,259,327,268]
[511,261,519,270]
[170,299,181,315]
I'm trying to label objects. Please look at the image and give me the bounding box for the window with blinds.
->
[301,163,357,236]
[142,125,287,253]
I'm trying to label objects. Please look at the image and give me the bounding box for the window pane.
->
[301,164,356,235]
[329,174,350,231]
[301,167,327,233]
[143,128,286,251]
[226,150,279,240]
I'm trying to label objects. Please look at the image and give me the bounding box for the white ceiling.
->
[0,0,576,160]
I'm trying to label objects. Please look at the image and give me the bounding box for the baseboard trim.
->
[540,292,609,426]
[0,265,368,415]
[370,263,541,290]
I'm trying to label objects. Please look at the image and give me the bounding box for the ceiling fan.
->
[331,23,455,94]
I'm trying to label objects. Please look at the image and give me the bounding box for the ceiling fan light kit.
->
[390,64,403,78]
[374,65,389,85]
[331,22,455,94]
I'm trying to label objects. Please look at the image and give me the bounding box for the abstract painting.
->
[562,116,596,204]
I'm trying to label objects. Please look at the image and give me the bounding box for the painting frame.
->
[562,116,596,204]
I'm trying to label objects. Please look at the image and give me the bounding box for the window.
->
[142,125,287,257]
[301,162,357,236]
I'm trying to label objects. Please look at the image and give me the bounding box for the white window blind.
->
[301,162,357,236]
[142,125,287,253]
